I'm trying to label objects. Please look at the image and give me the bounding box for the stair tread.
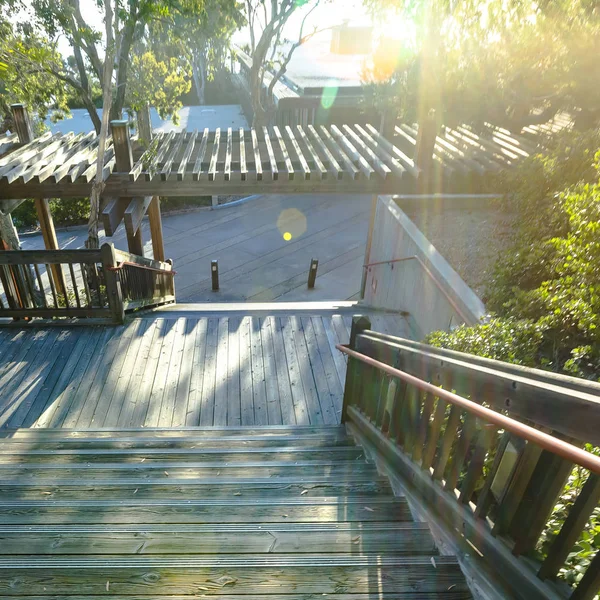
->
[0,446,363,461]
[0,554,458,566]
[0,425,346,438]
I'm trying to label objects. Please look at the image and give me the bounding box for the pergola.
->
[0,103,569,267]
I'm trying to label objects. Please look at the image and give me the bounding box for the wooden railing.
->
[0,244,175,324]
[112,248,175,313]
[340,316,600,600]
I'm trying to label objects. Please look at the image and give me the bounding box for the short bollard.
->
[308,258,318,289]
[211,260,219,291]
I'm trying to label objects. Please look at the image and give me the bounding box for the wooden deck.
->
[0,313,410,429]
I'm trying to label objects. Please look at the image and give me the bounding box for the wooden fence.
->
[341,316,600,600]
[0,244,175,324]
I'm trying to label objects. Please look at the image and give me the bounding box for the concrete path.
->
[20,194,372,303]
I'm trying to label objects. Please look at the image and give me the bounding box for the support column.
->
[111,120,144,256]
[360,194,378,299]
[136,111,165,262]
[148,196,165,262]
[11,104,67,297]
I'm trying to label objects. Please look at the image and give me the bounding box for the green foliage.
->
[536,445,600,594]
[126,52,191,123]
[426,318,545,367]
[0,19,69,130]
[362,0,600,130]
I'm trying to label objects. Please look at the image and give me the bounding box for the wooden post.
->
[211,260,219,291]
[307,258,318,289]
[360,194,378,299]
[111,119,144,256]
[101,243,124,323]
[415,109,439,194]
[342,315,371,423]
[10,103,33,142]
[148,196,165,262]
[11,104,67,297]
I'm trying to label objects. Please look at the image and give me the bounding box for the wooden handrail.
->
[108,261,176,275]
[337,344,600,475]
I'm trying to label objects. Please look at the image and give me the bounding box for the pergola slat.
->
[160,131,186,181]
[1,134,70,183]
[0,131,53,172]
[224,127,233,181]
[80,145,114,182]
[262,127,278,181]
[208,128,221,182]
[285,125,310,180]
[251,128,262,181]
[363,124,418,178]
[307,125,342,180]
[130,133,163,182]
[330,125,373,179]
[318,126,359,180]
[35,132,96,184]
[177,130,197,181]
[146,130,176,181]
[296,125,327,180]
[239,128,248,181]
[273,126,294,180]
[192,128,210,181]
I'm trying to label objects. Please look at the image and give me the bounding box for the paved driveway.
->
[21,194,372,302]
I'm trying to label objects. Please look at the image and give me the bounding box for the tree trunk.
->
[0,212,20,250]
[136,104,152,145]
[87,0,117,250]
[192,57,206,106]
[109,19,136,122]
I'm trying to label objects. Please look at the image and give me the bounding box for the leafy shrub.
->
[426,318,545,366]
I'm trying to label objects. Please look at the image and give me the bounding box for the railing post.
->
[101,243,124,324]
[11,104,67,298]
[111,120,144,257]
[341,315,371,423]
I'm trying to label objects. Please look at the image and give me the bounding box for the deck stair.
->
[0,425,472,598]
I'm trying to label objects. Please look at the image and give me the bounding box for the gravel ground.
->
[397,198,515,302]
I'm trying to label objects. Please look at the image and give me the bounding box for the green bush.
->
[426,318,545,366]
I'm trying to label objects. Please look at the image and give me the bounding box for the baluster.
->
[375,374,390,429]
[412,392,435,464]
[444,412,477,491]
[432,404,462,481]
[458,425,498,504]
[22,263,38,308]
[80,264,92,308]
[68,263,81,308]
[474,431,512,519]
[33,264,47,308]
[538,473,600,582]
[45,263,58,308]
[91,263,102,306]
[511,446,577,556]
[421,396,446,471]
[492,440,544,535]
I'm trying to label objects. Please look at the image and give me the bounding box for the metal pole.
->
[307,258,318,289]
[211,260,219,291]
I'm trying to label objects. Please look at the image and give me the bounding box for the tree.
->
[362,0,600,146]
[0,19,69,134]
[22,0,205,133]
[244,0,325,127]
[173,0,245,105]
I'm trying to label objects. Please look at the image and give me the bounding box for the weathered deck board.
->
[0,314,409,428]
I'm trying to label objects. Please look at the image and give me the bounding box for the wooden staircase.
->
[0,425,472,598]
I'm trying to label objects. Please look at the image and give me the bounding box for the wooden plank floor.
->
[0,314,410,429]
